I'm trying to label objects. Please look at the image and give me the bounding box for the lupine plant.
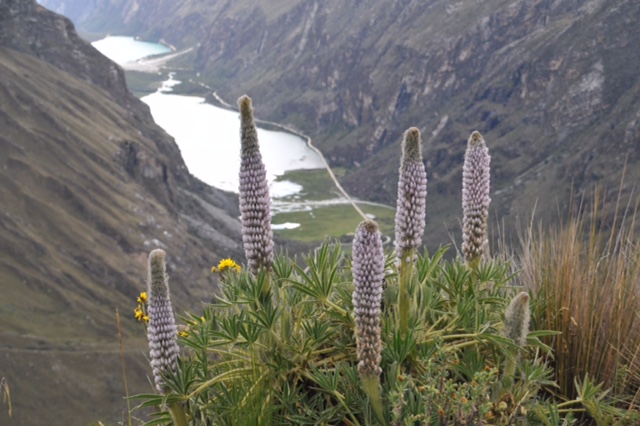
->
[130,113,640,424]
[502,292,531,386]
[352,220,385,422]
[394,127,427,336]
[144,249,188,426]
[462,131,491,269]
[238,95,274,277]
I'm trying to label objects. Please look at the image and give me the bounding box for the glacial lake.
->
[92,36,172,64]
[91,36,325,200]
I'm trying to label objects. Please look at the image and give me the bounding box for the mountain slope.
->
[43,0,640,246]
[0,1,245,424]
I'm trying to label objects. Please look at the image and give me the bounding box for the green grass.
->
[275,169,342,201]
[273,203,395,243]
[272,169,396,243]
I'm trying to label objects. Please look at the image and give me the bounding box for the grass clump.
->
[518,189,640,403]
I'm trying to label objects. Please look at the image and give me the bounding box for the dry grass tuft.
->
[518,187,640,401]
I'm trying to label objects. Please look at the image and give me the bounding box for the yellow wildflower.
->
[179,330,189,338]
[143,315,150,323]
[134,307,144,320]
[211,266,218,273]
[137,292,148,304]
[215,258,241,273]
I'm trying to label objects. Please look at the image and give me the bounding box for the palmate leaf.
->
[188,367,257,399]
[434,261,472,299]
[247,302,280,330]
[303,364,362,425]
[385,327,418,365]
[289,242,344,301]
[416,245,449,286]
[473,258,519,287]
[272,252,295,281]
[526,330,560,356]
[142,411,173,426]
[236,319,264,344]
[129,393,166,410]
[163,357,199,396]
[301,317,337,348]
[209,314,243,343]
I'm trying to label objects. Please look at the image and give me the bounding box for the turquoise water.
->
[92,36,171,64]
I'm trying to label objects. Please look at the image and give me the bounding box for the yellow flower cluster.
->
[211,258,241,273]
[134,292,149,323]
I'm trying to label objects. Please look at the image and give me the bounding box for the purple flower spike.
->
[238,95,274,274]
[395,127,427,264]
[352,220,385,377]
[462,131,491,265]
[146,249,180,393]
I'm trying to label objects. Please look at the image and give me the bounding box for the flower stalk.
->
[352,220,385,423]
[462,131,491,269]
[238,95,274,297]
[503,292,530,384]
[395,127,427,336]
[146,249,188,426]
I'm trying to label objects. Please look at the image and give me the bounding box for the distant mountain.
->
[42,0,640,246]
[0,1,246,424]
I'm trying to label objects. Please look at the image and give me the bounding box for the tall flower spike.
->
[352,220,385,377]
[146,249,180,393]
[461,131,491,266]
[395,127,427,263]
[238,95,274,275]
[395,127,427,336]
[352,220,385,422]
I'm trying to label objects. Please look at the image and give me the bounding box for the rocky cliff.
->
[41,0,640,246]
[0,1,245,424]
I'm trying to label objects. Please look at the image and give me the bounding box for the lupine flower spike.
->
[394,127,427,335]
[352,220,385,423]
[238,95,274,279]
[462,131,491,269]
[146,249,180,394]
[503,292,530,384]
